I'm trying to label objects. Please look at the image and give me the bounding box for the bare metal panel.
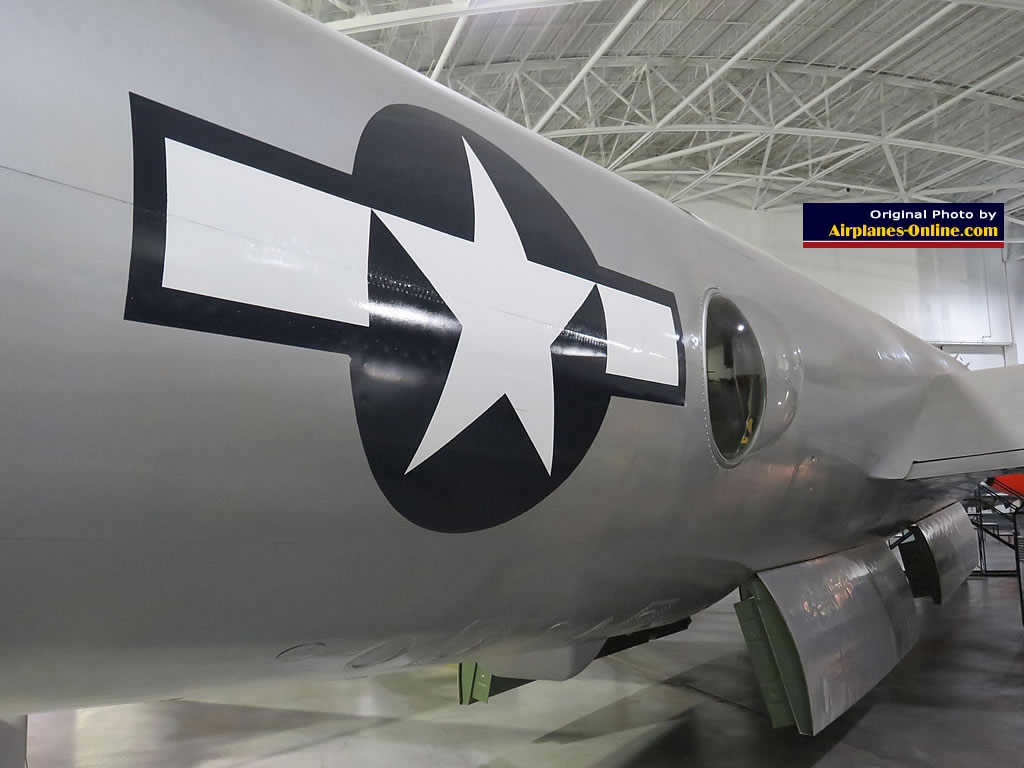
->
[480,640,604,681]
[0,0,981,714]
[911,504,977,604]
[756,541,919,735]
[874,363,1024,479]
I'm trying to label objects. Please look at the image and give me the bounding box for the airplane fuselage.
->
[0,0,961,714]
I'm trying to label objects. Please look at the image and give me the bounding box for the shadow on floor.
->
[27,579,1024,768]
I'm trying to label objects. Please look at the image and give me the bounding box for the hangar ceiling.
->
[282,0,1024,246]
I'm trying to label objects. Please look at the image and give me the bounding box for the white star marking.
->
[377,140,595,474]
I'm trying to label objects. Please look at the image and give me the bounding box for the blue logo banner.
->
[803,202,1003,248]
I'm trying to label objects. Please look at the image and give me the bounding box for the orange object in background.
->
[993,474,1024,497]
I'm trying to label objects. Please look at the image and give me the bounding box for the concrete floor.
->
[27,577,1024,767]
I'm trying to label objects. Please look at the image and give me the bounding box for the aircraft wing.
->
[874,363,1024,480]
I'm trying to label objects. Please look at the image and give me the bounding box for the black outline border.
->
[125,93,685,406]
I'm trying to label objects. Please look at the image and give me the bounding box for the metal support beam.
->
[623,169,898,198]
[531,0,649,132]
[890,52,1024,139]
[324,0,357,12]
[446,56,1024,114]
[958,0,1024,12]
[548,124,1024,178]
[608,0,810,170]
[664,3,963,203]
[430,8,471,80]
[523,73,582,121]
[308,0,1024,215]
[760,47,1024,209]
[912,136,1024,196]
[326,0,598,34]
[883,144,909,201]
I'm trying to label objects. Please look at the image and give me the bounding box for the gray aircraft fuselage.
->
[0,0,961,714]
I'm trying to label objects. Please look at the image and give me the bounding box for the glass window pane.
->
[706,296,765,460]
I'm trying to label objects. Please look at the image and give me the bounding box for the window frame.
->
[702,289,767,467]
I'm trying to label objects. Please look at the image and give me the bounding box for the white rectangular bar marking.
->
[597,285,679,386]
[163,139,370,326]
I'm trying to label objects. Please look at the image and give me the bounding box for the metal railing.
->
[964,480,1023,626]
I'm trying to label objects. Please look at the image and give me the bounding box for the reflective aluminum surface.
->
[912,503,978,603]
[757,541,919,734]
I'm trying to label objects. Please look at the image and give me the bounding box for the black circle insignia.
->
[125,96,685,535]
[349,106,611,533]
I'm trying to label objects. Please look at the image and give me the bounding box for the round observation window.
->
[705,296,766,462]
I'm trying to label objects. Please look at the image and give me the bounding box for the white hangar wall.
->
[1007,258,1024,367]
[683,201,1015,369]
